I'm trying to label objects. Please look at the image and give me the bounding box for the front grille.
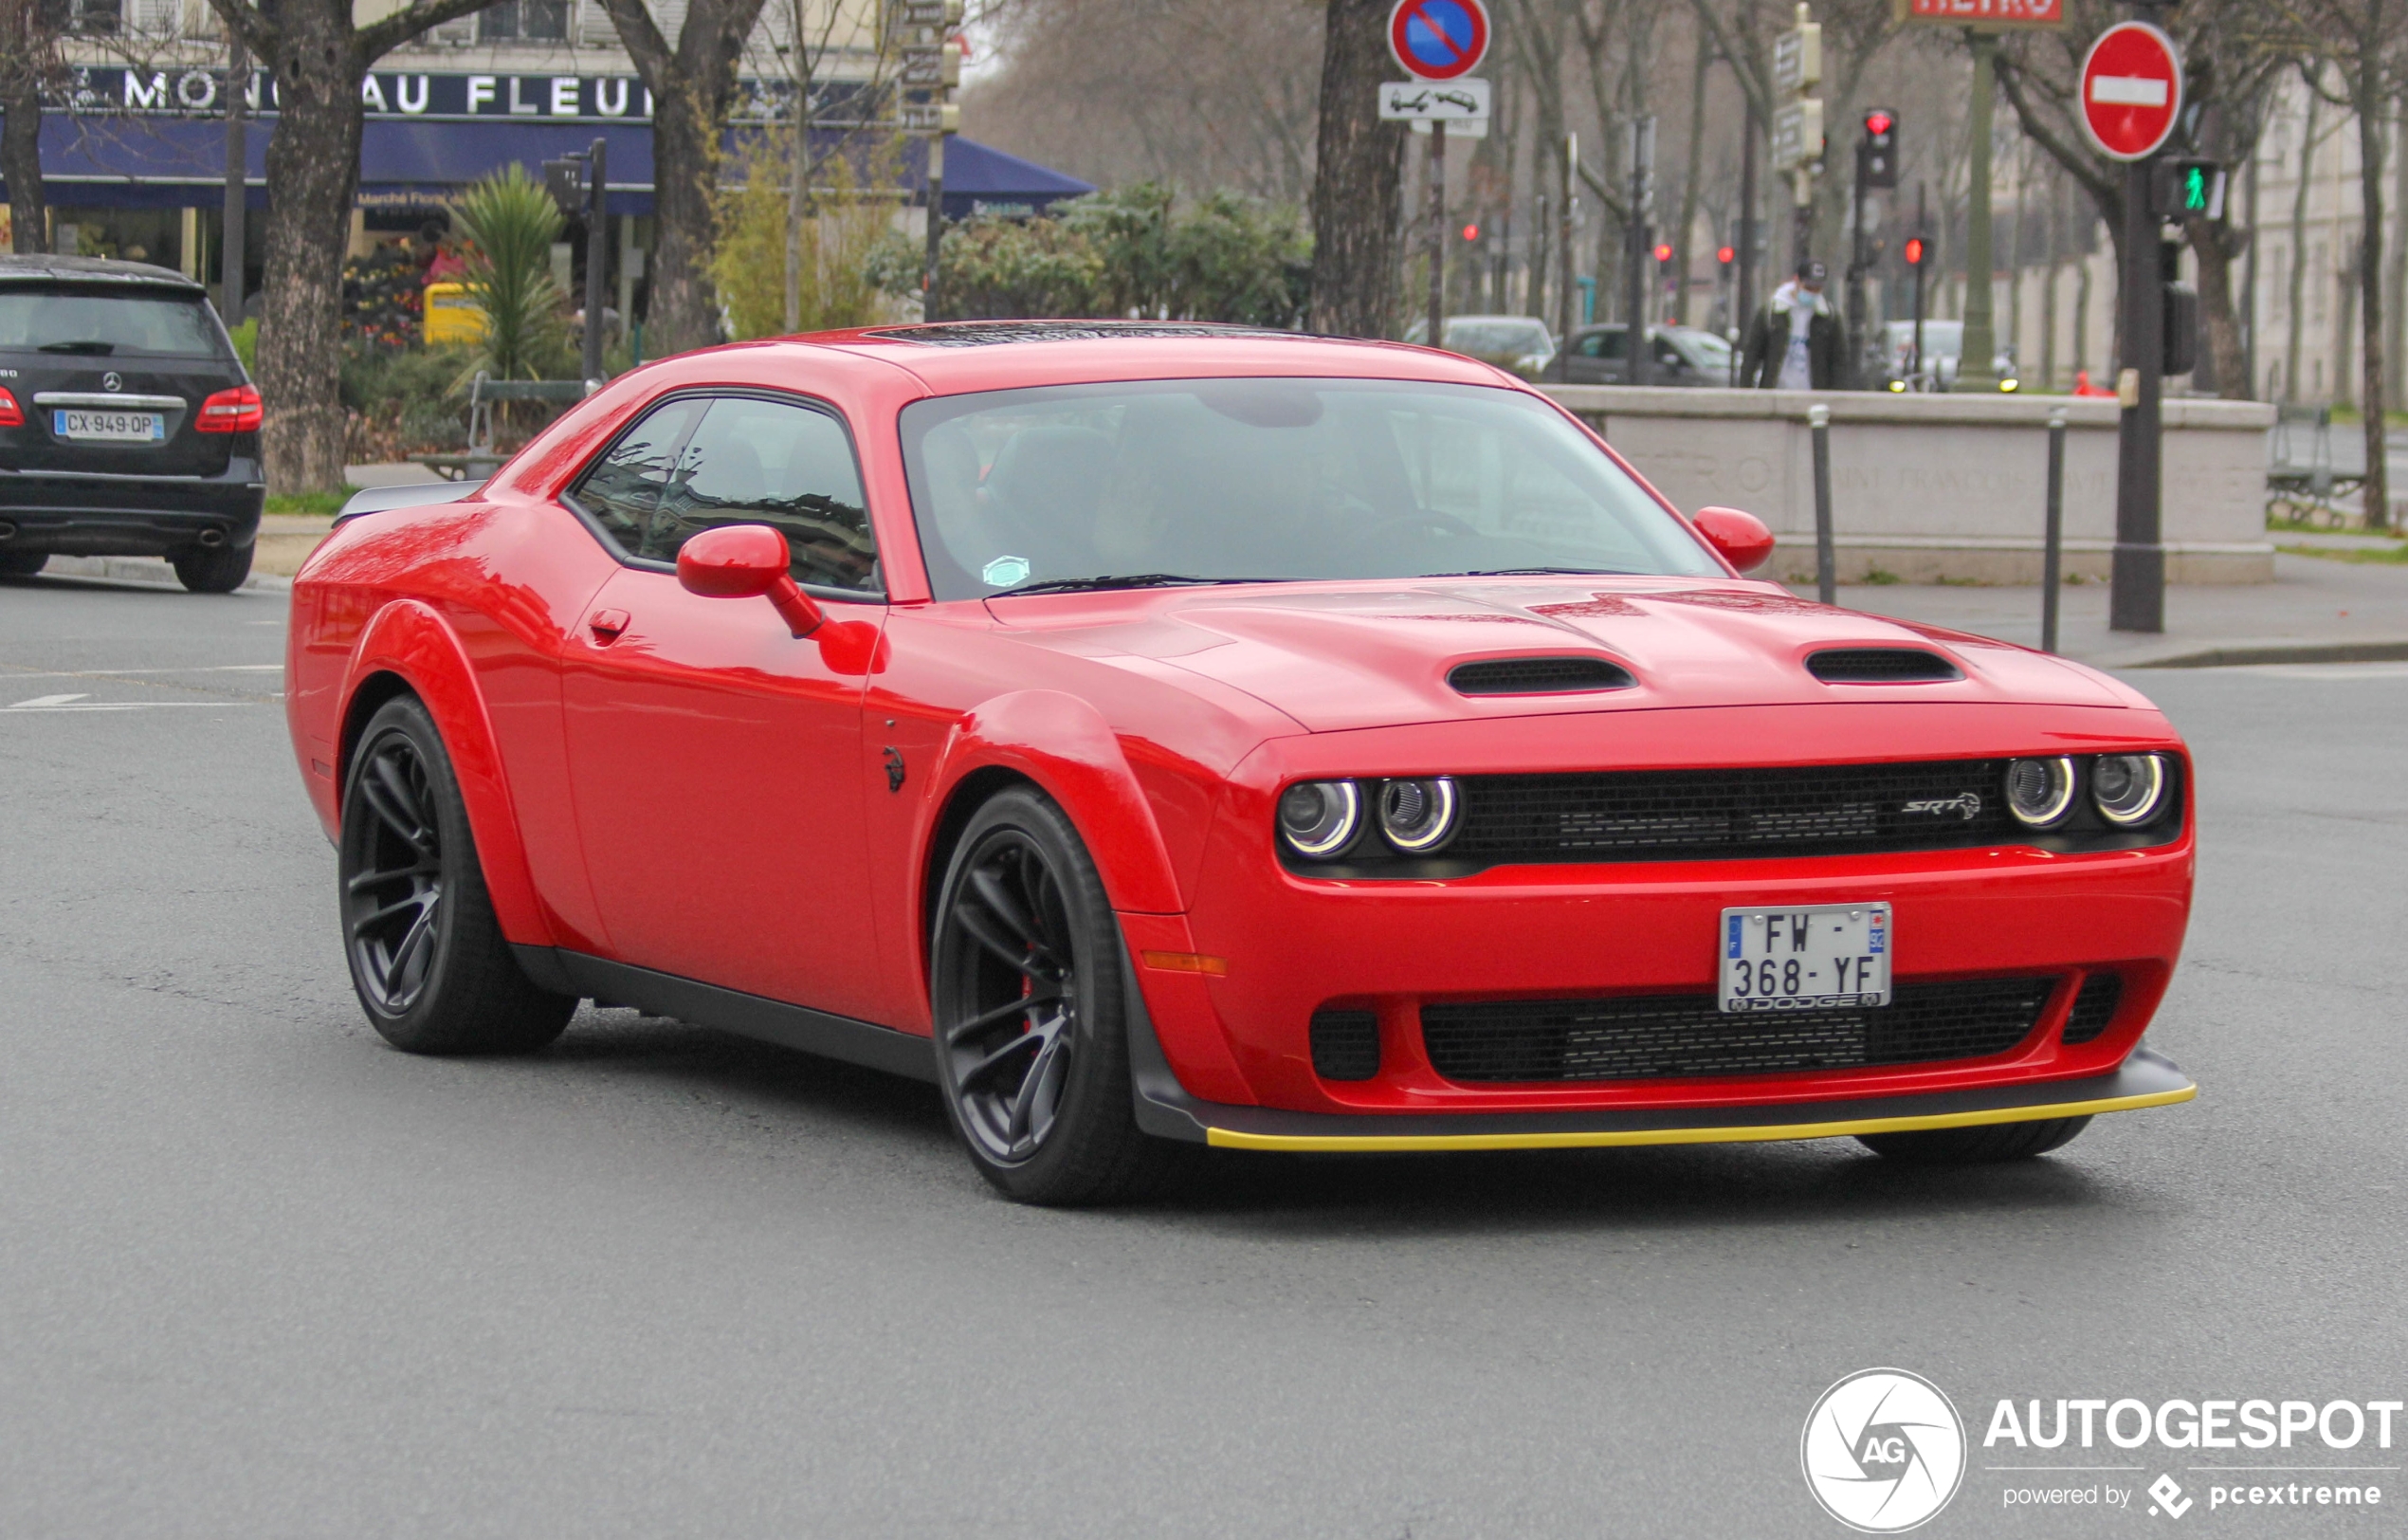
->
[2062,972,2124,1044]
[1449,655,1635,695]
[1807,647,1963,684]
[1421,978,2055,1083]
[1310,1009,1381,1081]
[1450,760,2012,864]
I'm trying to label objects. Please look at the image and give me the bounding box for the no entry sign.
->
[2078,21,2181,161]
[1389,0,1489,82]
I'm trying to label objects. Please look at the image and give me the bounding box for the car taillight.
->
[195,383,262,433]
[0,387,21,428]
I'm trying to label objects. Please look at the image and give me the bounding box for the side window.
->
[648,396,881,592]
[570,396,706,552]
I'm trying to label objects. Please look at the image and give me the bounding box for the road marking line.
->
[8,693,89,708]
[0,665,284,679]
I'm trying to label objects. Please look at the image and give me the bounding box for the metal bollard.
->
[2042,408,2067,653]
[1809,404,1835,605]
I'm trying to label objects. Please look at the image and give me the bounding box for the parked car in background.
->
[1561,324,1737,386]
[1880,320,2021,394]
[1406,314,1557,380]
[0,256,263,592]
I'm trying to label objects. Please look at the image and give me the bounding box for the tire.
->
[1857,1115,2091,1164]
[172,541,252,594]
[929,785,1183,1204]
[0,551,46,577]
[337,695,575,1054]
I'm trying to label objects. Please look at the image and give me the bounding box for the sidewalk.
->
[1792,549,2408,669]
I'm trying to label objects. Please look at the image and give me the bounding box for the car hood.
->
[986,578,2128,732]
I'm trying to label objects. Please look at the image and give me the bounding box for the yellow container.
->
[423,283,488,345]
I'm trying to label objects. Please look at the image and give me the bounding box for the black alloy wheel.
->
[1857,1114,2091,1164]
[337,695,575,1054]
[0,551,46,577]
[930,787,1180,1204]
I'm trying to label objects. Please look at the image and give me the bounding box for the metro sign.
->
[2079,20,2182,161]
[1894,0,2064,24]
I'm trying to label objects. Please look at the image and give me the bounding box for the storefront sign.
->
[69,67,875,124]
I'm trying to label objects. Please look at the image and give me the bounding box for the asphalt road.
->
[2,571,2402,1539]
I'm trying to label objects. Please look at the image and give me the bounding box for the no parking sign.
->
[1389,0,1489,82]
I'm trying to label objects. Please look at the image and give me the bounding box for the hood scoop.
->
[1448,655,1636,696]
[1806,647,1963,684]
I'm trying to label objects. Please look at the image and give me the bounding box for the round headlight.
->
[2091,754,2167,825]
[2004,757,2077,828]
[1277,780,1360,857]
[1377,777,1459,852]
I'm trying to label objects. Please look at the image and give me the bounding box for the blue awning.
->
[7,109,1092,220]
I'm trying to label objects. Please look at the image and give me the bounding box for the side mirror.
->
[1691,505,1777,574]
[676,523,823,637]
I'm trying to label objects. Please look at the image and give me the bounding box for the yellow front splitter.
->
[1187,1050,2195,1153]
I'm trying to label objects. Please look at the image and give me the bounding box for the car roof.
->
[0,254,206,292]
[799,320,1520,394]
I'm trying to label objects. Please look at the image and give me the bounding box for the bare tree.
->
[0,0,63,254]
[599,0,775,358]
[206,0,507,494]
[1307,0,1404,337]
[2292,0,2408,526]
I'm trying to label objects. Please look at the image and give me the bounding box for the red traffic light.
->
[1716,245,1736,265]
[1864,110,1893,138]
[1904,236,1925,266]
[1652,242,1673,264]
[1461,223,1480,242]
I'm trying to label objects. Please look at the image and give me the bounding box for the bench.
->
[410,372,596,481]
[2267,403,2365,525]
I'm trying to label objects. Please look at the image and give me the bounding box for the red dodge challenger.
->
[286,321,2195,1203]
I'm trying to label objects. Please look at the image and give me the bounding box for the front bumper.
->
[0,463,265,557]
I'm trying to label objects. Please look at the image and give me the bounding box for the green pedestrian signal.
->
[2152,158,2226,222]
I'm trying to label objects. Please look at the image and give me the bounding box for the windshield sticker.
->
[982,555,1031,588]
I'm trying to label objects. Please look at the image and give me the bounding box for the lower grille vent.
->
[1310,1009,1381,1081]
[2061,973,2124,1044]
[1421,978,2055,1083]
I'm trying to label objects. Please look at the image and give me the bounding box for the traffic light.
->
[1461,222,1480,243]
[1857,106,1898,189]
[2163,281,2199,375]
[2151,157,2227,221]
[1717,245,1736,266]
[1653,242,1674,264]
[1903,235,1925,267]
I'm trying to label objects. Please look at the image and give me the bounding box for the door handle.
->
[587,607,629,644]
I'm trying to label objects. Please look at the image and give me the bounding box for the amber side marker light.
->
[1140,951,1229,977]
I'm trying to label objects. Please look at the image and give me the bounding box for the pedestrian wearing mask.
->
[1742,259,1842,390]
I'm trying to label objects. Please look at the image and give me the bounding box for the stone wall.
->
[1541,386,2277,583]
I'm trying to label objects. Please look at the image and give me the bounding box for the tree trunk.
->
[1673,34,1708,328]
[2188,212,2251,400]
[2357,63,2389,529]
[2286,83,2319,403]
[1307,0,1405,339]
[648,74,729,357]
[1,10,44,256]
[256,13,363,495]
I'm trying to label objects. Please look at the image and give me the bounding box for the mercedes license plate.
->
[1720,903,1890,1013]
[56,409,164,443]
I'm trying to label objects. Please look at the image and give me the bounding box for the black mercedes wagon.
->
[0,256,264,593]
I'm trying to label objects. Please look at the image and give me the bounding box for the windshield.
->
[1887,321,1962,357]
[0,289,224,357]
[901,377,1724,598]
[1671,330,1733,369]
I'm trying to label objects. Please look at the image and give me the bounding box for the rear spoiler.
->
[334,479,486,525]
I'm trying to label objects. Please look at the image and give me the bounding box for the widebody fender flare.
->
[924,689,1186,920]
[337,599,555,949]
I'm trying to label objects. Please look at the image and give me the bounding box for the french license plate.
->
[55,409,164,443]
[1720,903,1890,1013]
